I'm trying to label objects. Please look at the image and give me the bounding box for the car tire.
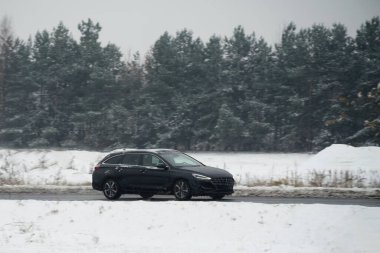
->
[140,193,155,199]
[211,194,225,200]
[173,179,192,200]
[103,179,122,200]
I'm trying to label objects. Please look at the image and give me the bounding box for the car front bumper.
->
[191,178,234,196]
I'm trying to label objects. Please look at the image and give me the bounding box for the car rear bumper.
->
[92,181,103,191]
[92,173,103,191]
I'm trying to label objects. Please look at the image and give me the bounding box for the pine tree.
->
[212,103,244,150]
[0,38,35,146]
[0,16,13,121]
[193,35,224,150]
[314,24,356,148]
[347,16,380,145]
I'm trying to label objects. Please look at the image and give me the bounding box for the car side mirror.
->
[156,163,169,170]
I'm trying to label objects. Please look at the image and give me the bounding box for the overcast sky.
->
[1,0,379,57]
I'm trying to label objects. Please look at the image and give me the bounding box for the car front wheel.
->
[103,179,121,200]
[173,179,192,200]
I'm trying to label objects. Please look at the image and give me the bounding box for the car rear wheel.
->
[140,193,155,199]
[103,179,121,200]
[173,179,192,200]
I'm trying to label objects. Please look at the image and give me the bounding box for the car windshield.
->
[159,151,203,167]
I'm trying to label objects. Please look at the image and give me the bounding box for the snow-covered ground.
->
[0,144,379,188]
[0,200,379,253]
[0,149,104,186]
[1,145,379,251]
[190,152,311,186]
[192,145,380,187]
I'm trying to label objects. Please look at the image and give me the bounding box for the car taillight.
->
[94,164,101,171]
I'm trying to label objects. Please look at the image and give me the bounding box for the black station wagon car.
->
[92,149,234,200]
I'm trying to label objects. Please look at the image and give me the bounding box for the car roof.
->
[109,148,177,155]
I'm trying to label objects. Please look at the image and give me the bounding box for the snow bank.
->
[0,149,105,185]
[297,144,380,187]
[301,144,380,170]
[0,200,379,253]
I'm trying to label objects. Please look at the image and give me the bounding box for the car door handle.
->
[115,166,124,172]
[139,169,147,173]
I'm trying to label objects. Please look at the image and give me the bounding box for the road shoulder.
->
[1,185,379,199]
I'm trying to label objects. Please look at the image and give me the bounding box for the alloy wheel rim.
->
[104,181,117,198]
[174,181,189,199]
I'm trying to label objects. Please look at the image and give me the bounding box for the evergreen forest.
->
[0,17,379,152]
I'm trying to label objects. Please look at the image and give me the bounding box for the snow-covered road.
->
[0,200,379,253]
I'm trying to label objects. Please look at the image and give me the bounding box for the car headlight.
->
[192,173,211,180]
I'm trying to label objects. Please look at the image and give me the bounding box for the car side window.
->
[122,154,140,165]
[142,154,165,167]
[103,154,124,165]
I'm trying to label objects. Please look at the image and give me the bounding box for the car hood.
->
[177,166,233,178]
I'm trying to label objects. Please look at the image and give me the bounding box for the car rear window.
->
[103,154,124,164]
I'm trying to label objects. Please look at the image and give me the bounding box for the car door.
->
[139,154,171,190]
[118,153,143,191]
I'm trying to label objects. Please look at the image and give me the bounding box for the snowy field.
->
[0,200,379,253]
[193,145,380,188]
[0,149,103,186]
[0,144,379,188]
